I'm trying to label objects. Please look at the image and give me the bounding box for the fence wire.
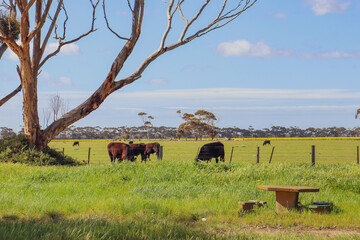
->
[49,139,360,165]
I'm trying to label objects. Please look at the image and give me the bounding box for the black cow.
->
[128,143,147,162]
[145,142,161,161]
[73,141,79,146]
[196,142,225,163]
[263,140,271,146]
[107,142,130,163]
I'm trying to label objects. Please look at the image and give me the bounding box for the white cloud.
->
[272,12,287,19]
[108,88,360,101]
[181,65,214,73]
[47,76,72,87]
[216,40,291,58]
[39,71,51,79]
[6,42,80,61]
[148,78,167,85]
[299,51,360,59]
[305,0,350,15]
[3,88,360,131]
[45,43,80,55]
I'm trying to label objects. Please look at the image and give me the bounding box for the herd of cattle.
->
[107,142,161,163]
[73,139,271,163]
[106,141,226,163]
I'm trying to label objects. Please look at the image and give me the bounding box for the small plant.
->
[0,134,82,166]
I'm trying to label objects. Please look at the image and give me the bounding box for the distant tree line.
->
[2,126,360,140]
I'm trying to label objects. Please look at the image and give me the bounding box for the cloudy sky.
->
[1,0,360,131]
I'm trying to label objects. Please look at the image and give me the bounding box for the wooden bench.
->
[257,185,319,212]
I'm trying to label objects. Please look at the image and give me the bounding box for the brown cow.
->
[129,143,146,162]
[145,142,161,161]
[107,142,129,163]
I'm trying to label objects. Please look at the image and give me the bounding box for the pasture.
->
[1,138,360,239]
[49,138,360,165]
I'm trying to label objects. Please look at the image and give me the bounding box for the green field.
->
[49,138,360,165]
[1,138,360,239]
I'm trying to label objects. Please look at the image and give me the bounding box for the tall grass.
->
[1,160,360,239]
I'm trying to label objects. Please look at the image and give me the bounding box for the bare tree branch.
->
[179,0,210,41]
[103,0,130,41]
[114,0,257,91]
[42,0,145,143]
[0,84,21,107]
[40,0,63,60]
[39,0,99,68]
[27,0,53,43]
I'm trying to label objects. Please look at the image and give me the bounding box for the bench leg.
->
[275,191,299,212]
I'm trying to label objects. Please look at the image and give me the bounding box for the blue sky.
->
[1,0,360,132]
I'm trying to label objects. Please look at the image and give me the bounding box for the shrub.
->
[0,134,82,166]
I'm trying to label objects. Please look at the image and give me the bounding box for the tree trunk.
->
[21,58,44,148]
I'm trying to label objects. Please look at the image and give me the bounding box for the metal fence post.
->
[159,146,163,160]
[311,145,315,166]
[88,147,91,164]
[230,146,234,163]
[257,147,260,164]
[269,147,275,163]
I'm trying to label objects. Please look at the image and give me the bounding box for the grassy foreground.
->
[1,161,360,239]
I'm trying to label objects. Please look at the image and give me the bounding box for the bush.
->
[0,134,82,166]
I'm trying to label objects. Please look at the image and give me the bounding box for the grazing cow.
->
[128,143,147,162]
[73,141,79,146]
[145,142,161,161]
[107,142,129,163]
[263,140,271,146]
[196,142,225,163]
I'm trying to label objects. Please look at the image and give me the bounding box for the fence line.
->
[51,140,360,165]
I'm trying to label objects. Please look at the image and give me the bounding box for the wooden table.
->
[257,185,319,212]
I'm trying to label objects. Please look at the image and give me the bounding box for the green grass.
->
[1,139,360,239]
[49,139,360,165]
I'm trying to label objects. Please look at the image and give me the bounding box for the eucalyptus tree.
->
[138,112,154,139]
[177,109,218,140]
[0,0,257,149]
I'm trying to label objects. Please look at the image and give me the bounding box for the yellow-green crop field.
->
[49,138,360,165]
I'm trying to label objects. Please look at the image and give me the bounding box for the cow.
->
[73,141,79,146]
[107,142,129,163]
[263,140,271,146]
[196,142,225,163]
[128,143,147,162]
[145,142,161,161]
